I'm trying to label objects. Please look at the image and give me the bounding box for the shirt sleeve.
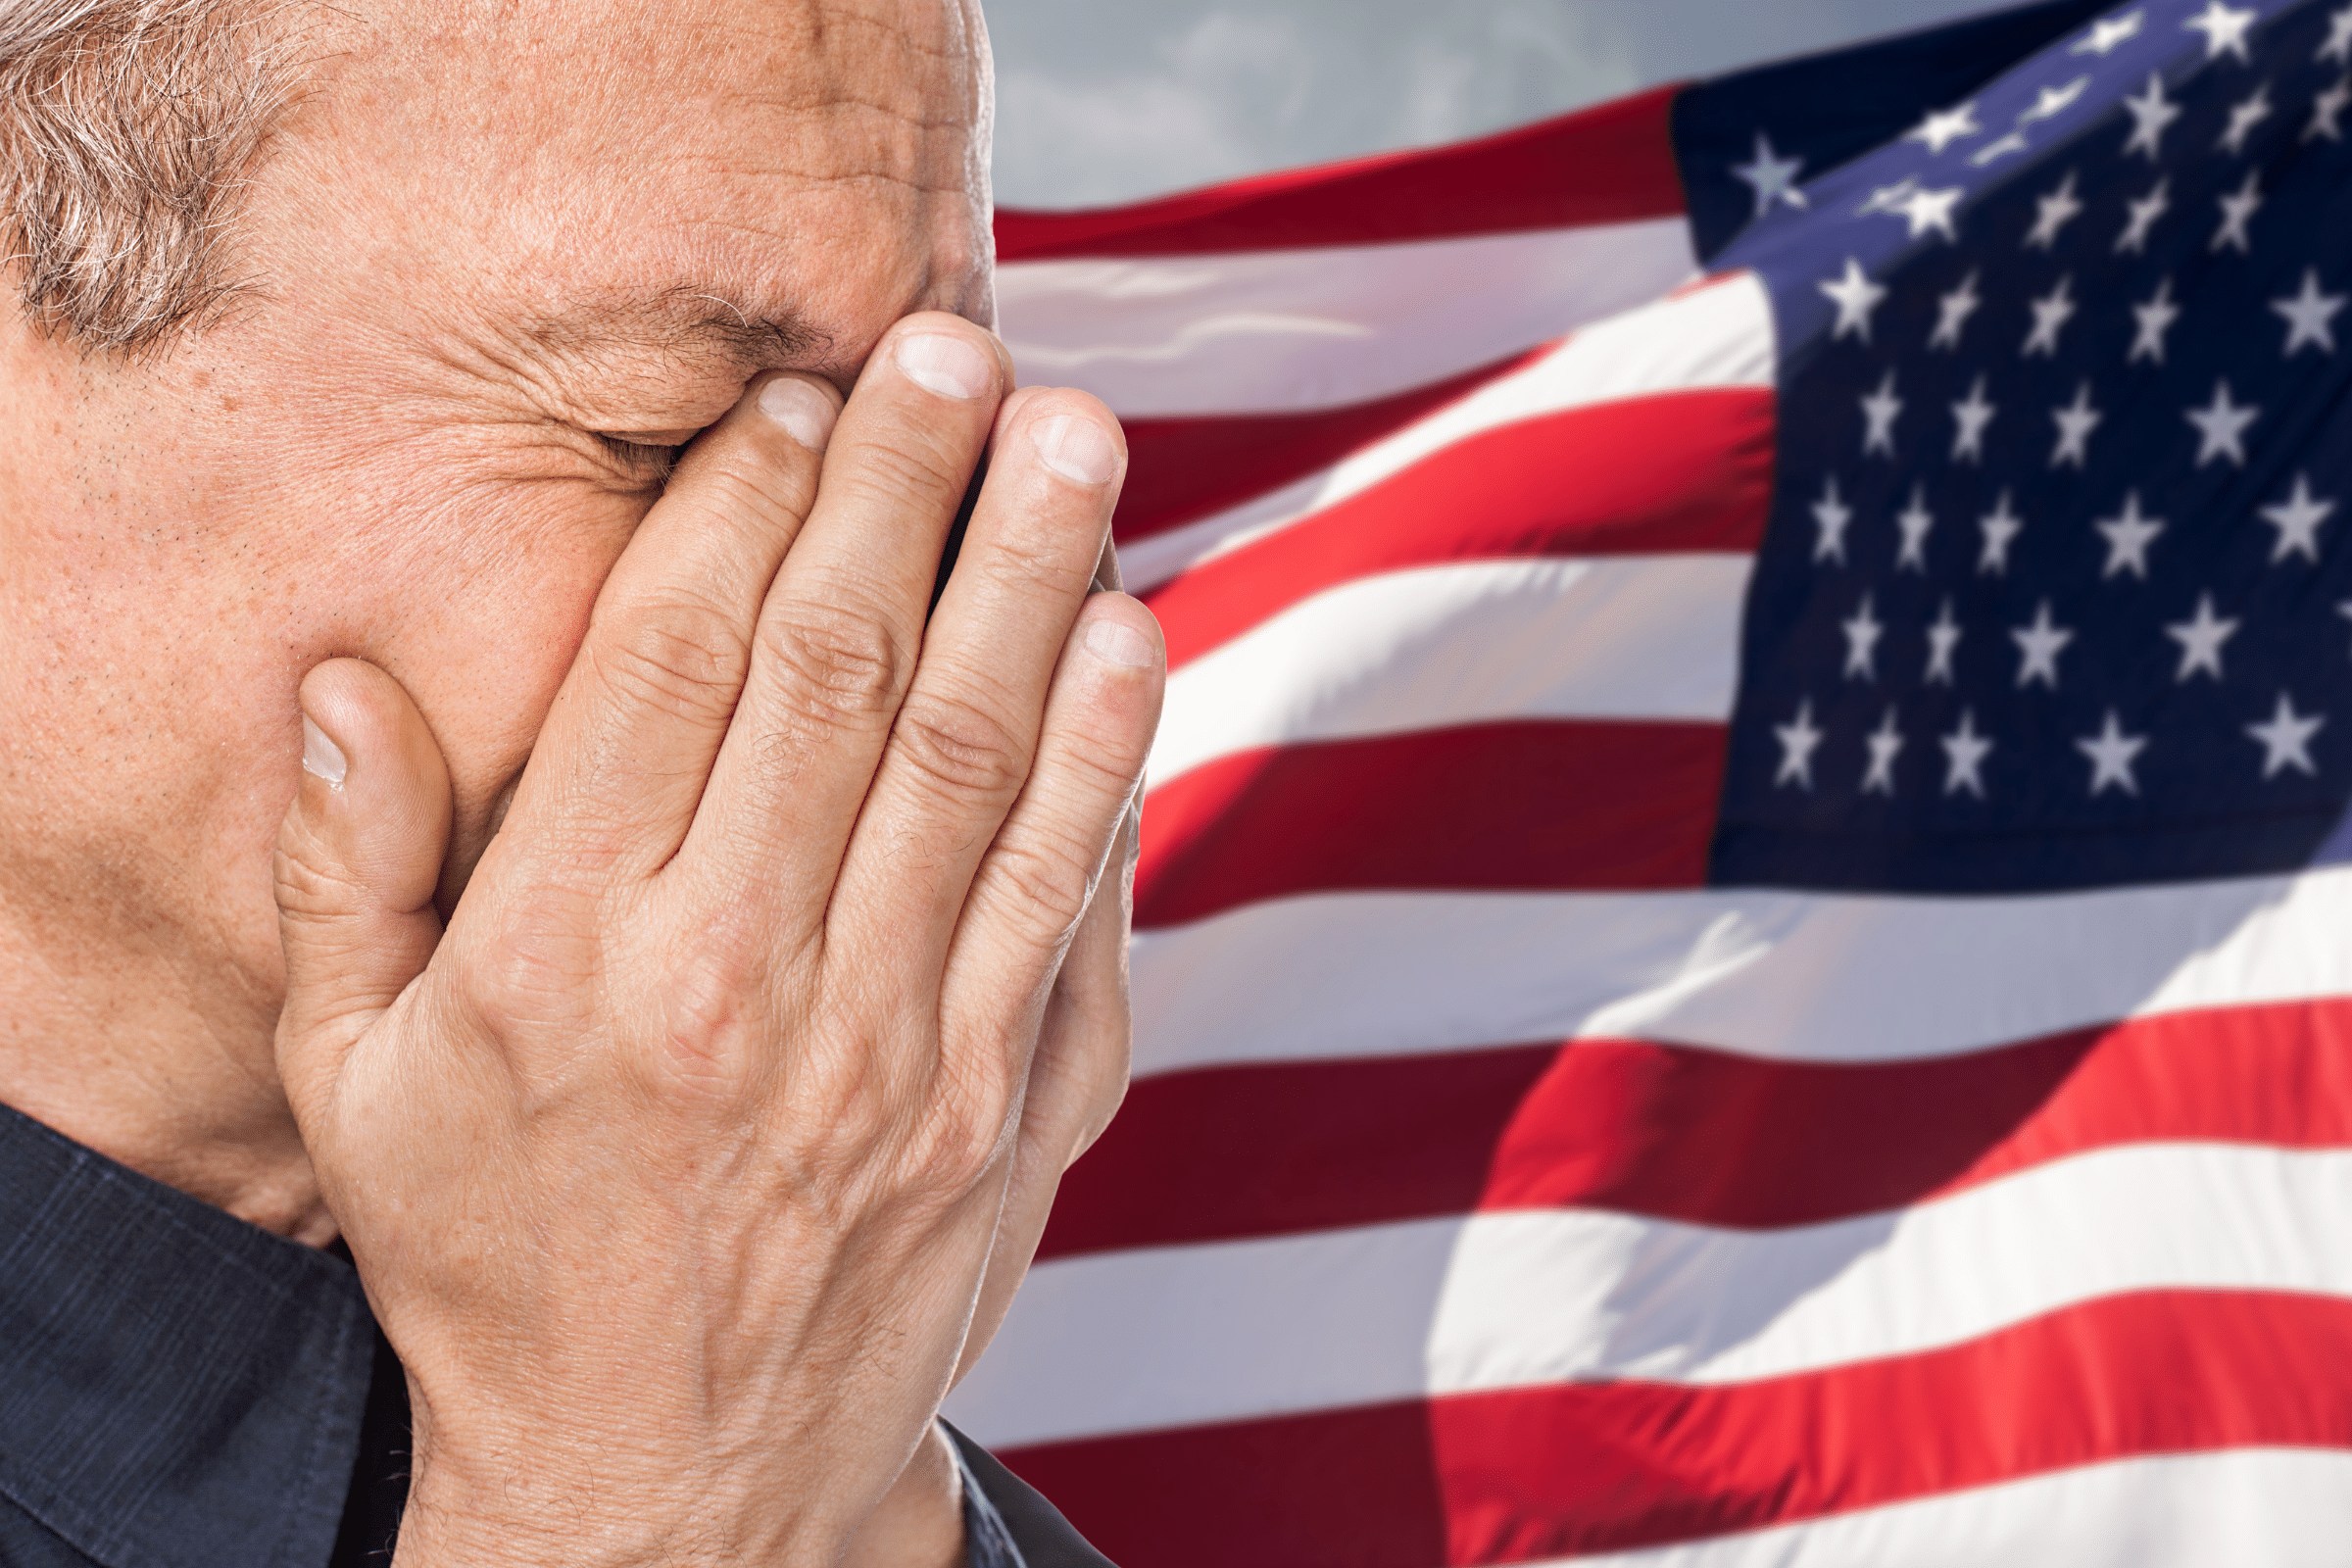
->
[944,1420,1117,1568]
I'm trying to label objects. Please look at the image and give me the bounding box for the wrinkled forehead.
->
[359,0,987,150]
[276,0,992,348]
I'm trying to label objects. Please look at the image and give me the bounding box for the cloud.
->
[987,0,2008,210]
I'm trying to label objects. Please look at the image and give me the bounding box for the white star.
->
[2012,600,2075,688]
[2094,490,2165,578]
[1896,485,1935,571]
[2310,75,2351,141]
[1972,129,2032,167]
[2185,379,2258,466]
[2130,275,2180,364]
[1774,699,1824,787]
[2184,1,2257,63]
[1930,270,1982,351]
[2166,593,2239,680]
[2021,75,2091,123]
[1907,101,1981,154]
[1843,593,1885,680]
[2272,268,2344,354]
[2261,473,2335,563]
[1892,184,1965,241]
[2023,273,2078,356]
[2050,380,2102,468]
[2220,83,2273,153]
[1857,176,1920,217]
[1925,597,1963,684]
[2074,10,2145,55]
[1862,707,1905,795]
[1812,473,1852,564]
[1853,705,1909,799]
[2340,602,2352,656]
[1820,258,1887,342]
[1860,369,1902,458]
[1950,374,1996,463]
[2116,175,2170,254]
[2123,73,2180,160]
[2213,169,2263,252]
[2326,5,2352,66]
[1979,490,2024,573]
[1733,131,1808,218]
[2078,710,2148,796]
[2247,692,2325,778]
[2025,171,2084,249]
[1941,709,1992,797]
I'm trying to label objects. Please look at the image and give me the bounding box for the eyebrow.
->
[515,283,831,377]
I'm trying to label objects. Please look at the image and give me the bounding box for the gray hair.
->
[0,0,308,356]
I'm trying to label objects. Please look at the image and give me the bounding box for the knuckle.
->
[770,1033,906,1185]
[976,830,1098,946]
[270,834,365,923]
[592,591,753,725]
[677,453,814,536]
[645,945,766,1107]
[753,600,907,738]
[1055,731,1154,800]
[888,691,1031,808]
[967,524,1095,602]
[914,1073,1016,1194]
[458,906,600,1033]
[827,436,969,519]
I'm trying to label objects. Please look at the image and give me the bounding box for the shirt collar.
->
[0,1101,375,1568]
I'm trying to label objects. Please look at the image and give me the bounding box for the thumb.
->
[273,658,453,1117]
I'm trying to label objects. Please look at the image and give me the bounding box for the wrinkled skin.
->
[0,1,1158,1561]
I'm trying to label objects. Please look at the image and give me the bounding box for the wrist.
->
[390,1422,835,1568]
[838,1422,965,1568]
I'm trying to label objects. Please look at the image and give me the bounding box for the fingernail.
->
[302,714,347,790]
[758,377,838,450]
[893,332,994,400]
[1031,414,1118,486]
[1082,616,1155,669]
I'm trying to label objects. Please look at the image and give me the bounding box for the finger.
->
[681,316,1012,925]
[951,803,1138,1391]
[938,591,1160,1119]
[828,388,1125,972]
[507,372,840,880]
[272,659,454,1121]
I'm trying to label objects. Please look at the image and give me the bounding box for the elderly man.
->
[0,0,1156,1563]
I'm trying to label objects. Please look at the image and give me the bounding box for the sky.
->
[983,0,2015,209]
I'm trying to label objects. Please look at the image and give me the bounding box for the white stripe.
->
[948,1144,2352,1447]
[1117,270,1775,593]
[1149,556,1749,786]
[996,220,1698,417]
[1427,1143,2352,1393]
[1130,865,2352,1077]
[1553,1449,2352,1568]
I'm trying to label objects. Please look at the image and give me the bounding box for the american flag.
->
[948,1,2352,1561]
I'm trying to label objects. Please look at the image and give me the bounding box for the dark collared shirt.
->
[0,1102,1107,1568]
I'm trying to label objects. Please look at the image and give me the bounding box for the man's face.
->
[4,0,990,1018]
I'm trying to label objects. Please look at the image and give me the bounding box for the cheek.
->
[359,485,650,829]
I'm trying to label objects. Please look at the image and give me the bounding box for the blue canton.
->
[1709,0,2352,894]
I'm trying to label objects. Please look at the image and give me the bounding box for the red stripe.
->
[994,85,1688,262]
[1000,1291,2352,1568]
[1112,353,1539,547]
[1134,721,1724,931]
[1038,1044,1556,1261]
[1041,997,2352,1259]
[1141,388,1775,672]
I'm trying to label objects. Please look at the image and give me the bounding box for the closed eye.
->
[591,430,692,476]
[598,427,706,447]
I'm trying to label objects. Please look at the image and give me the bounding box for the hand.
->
[270,313,1163,1566]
